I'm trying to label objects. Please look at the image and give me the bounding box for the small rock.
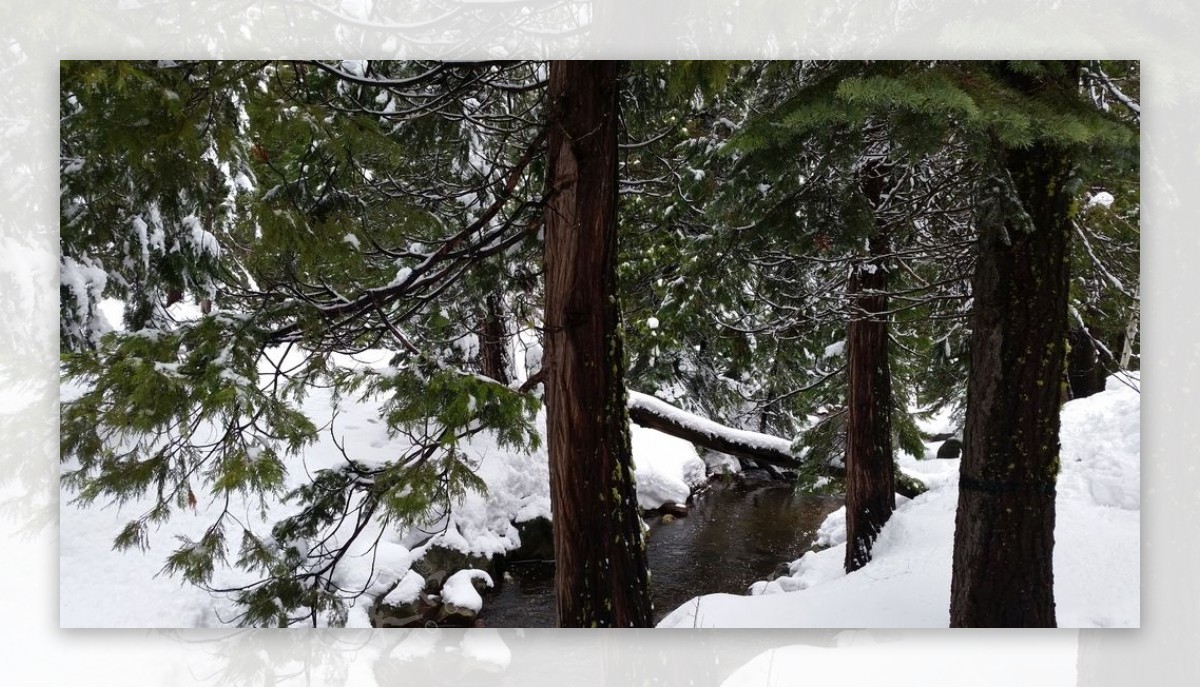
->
[414,546,494,593]
[661,502,689,517]
[436,602,479,627]
[936,438,963,459]
[510,517,554,561]
[372,592,440,628]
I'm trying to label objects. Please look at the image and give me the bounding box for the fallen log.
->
[626,390,926,499]
[627,391,801,470]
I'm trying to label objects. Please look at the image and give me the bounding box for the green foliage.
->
[60,60,549,626]
[61,61,258,348]
[59,59,1140,626]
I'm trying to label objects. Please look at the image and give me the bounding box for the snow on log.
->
[626,391,801,470]
[626,390,926,498]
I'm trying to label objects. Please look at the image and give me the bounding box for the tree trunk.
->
[478,293,510,385]
[843,228,896,573]
[949,86,1076,625]
[1118,281,1139,371]
[626,390,799,469]
[543,60,654,628]
[1066,325,1106,399]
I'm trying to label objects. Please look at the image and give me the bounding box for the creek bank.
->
[371,468,841,628]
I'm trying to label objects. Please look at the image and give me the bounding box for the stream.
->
[480,475,843,627]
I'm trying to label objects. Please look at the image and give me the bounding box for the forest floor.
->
[59,307,1139,628]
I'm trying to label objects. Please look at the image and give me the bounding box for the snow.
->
[60,255,111,344]
[342,233,361,249]
[822,339,846,359]
[628,390,796,457]
[61,352,712,626]
[388,266,413,288]
[381,569,427,607]
[411,412,550,559]
[645,316,660,330]
[440,569,494,613]
[60,309,1137,630]
[182,214,220,257]
[630,425,707,509]
[1087,190,1116,208]
[658,378,1140,628]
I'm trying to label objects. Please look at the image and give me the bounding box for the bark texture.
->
[949,67,1077,625]
[478,294,510,385]
[543,60,654,628]
[1066,325,1106,399]
[843,228,896,573]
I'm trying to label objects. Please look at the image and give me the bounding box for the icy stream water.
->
[479,478,842,627]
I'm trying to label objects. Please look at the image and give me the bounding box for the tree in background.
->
[639,60,977,569]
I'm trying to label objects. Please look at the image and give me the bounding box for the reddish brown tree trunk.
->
[949,66,1076,626]
[543,60,653,628]
[843,228,896,573]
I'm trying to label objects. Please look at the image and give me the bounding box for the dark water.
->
[480,478,842,627]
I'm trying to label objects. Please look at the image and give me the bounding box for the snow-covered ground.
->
[657,375,1140,628]
[61,306,1138,628]
[59,339,708,627]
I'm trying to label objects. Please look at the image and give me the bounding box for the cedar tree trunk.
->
[543,60,654,628]
[843,226,896,573]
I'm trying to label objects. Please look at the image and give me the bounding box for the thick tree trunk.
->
[478,293,510,385]
[843,228,896,572]
[543,60,654,628]
[949,120,1075,626]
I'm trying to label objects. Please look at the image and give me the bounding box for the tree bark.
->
[949,66,1077,627]
[843,226,896,573]
[478,293,510,385]
[543,60,654,628]
[1066,325,1106,399]
[1118,281,1139,371]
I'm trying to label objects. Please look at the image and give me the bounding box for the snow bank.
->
[62,353,713,626]
[630,425,707,509]
[660,380,1140,628]
[410,409,552,560]
[409,411,709,557]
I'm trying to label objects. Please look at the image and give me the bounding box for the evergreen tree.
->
[948,60,1138,627]
[635,61,976,569]
[59,59,1139,629]
[61,60,549,625]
